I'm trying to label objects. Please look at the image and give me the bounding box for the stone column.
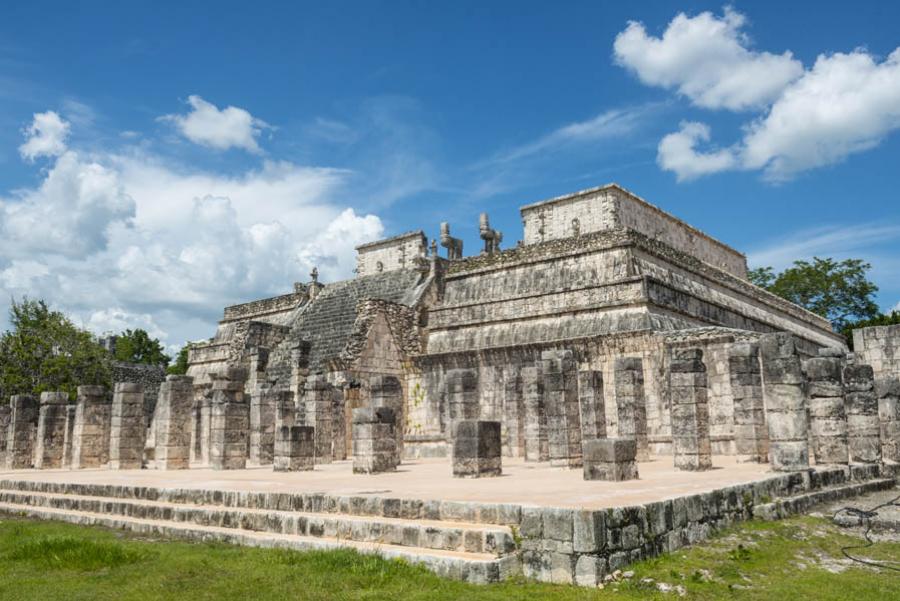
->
[369,375,403,464]
[191,383,212,466]
[209,369,250,470]
[502,367,525,457]
[108,383,145,470]
[34,391,69,469]
[304,374,334,463]
[613,357,649,461]
[62,404,76,468]
[843,363,881,464]
[352,406,398,474]
[760,333,809,471]
[446,368,479,436]
[541,350,582,468]
[452,420,501,478]
[154,375,194,470]
[670,348,712,471]
[71,386,111,469]
[577,370,606,442]
[0,403,11,465]
[876,377,900,463]
[331,385,347,461]
[804,350,849,464]
[274,390,296,430]
[5,395,38,469]
[249,388,277,466]
[274,425,315,472]
[522,365,548,461]
[728,342,769,462]
[583,438,638,481]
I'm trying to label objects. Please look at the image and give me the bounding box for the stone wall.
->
[355,231,427,277]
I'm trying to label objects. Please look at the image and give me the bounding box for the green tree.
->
[749,257,879,331]
[0,298,112,401]
[114,328,170,367]
[166,342,191,375]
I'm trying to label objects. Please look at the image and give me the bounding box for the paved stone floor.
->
[0,455,774,509]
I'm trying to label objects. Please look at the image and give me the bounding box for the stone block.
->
[108,382,145,469]
[352,406,398,474]
[583,438,639,481]
[452,420,501,478]
[273,425,315,471]
[34,392,68,469]
[613,357,649,461]
[71,386,111,469]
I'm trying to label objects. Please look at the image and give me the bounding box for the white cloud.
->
[160,95,270,153]
[616,8,900,181]
[614,8,802,111]
[747,223,900,270]
[656,121,736,181]
[19,111,71,160]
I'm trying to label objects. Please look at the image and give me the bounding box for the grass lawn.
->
[0,513,897,600]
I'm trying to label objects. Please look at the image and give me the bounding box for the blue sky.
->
[1,1,899,351]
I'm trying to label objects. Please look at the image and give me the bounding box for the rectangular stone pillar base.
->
[583,438,639,481]
[453,420,501,478]
[273,426,314,472]
[352,407,398,474]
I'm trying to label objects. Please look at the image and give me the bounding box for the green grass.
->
[0,514,897,600]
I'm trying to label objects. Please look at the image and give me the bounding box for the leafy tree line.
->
[0,298,191,401]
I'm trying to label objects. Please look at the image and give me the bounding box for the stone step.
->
[752,477,896,521]
[0,501,518,584]
[0,479,522,526]
[0,489,515,557]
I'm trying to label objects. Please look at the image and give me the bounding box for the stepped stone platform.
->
[0,456,894,585]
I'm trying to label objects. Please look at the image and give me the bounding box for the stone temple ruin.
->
[1,183,898,585]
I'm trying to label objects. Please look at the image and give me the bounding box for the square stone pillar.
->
[274,390,296,430]
[446,368,479,437]
[62,404,76,468]
[71,386,111,469]
[670,349,713,471]
[804,350,849,464]
[760,333,809,471]
[578,370,606,443]
[876,377,900,463]
[34,391,69,469]
[5,394,38,469]
[352,406,398,474]
[613,357,649,461]
[331,384,347,461]
[728,342,769,462]
[0,404,11,463]
[304,374,334,464]
[190,382,212,466]
[583,438,639,481]
[154,375,194,470]
[522,365,548,461]
[274,425,315,472]
[369,375,403,465]
[452,420,501,478]
[209,369,250,470]
[502,367,525,457]
[843,363,881,464]
[249,388,277,466]
[108,383,145,470]
[541,350,582,468]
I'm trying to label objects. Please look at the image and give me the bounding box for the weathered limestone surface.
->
[352,406,398,474]
[209,370,249,470]
[577,370,606,443]
[613,357,649,461]
[154,375,194,470]
[760,333,809,471]
[446,368,479,436]
[522,365,548,461]
[453,420,502,478]
[304,375,334,463]
[71,386,111,469]
[6,394,38,469]
[541,350,582,468]
[502,367,525,457]
[273,425,314,471]
[0,404,10,464]
[582,438,638,481]
[804,351,849,465]
[109,382,145,470]
[62,404,76,468]
[670,349,712,471]
[34,391,68,469]
[249,351,277,466]
[727,342,768,461]
[876,377,900,462]
[843,363,881,464]
[369,375,403,465]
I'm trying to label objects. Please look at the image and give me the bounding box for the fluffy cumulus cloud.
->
[614,7,802,111]
[0,108,385,349]
[160,95,270,153]
[18,111,71,160]
[615,8,900,181]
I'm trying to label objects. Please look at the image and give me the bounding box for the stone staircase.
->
[0,479,520,584]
